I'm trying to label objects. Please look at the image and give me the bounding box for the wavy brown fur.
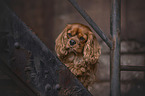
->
[55,23,101,88]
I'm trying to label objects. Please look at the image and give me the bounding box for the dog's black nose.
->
[70,39,76,46]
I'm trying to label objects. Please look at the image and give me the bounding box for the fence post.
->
[110,0,121,96]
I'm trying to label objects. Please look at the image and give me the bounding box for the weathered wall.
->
[8,0,54,50]
[7,0,145,50]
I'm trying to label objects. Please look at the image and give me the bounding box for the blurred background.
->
[2,0,145,96]
[5,0,145,51]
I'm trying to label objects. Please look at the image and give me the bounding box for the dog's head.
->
[55,23,101,64]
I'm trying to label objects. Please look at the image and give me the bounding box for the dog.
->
[55,23,101,88]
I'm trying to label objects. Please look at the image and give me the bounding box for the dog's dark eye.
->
[79,37,85,41]
[67,33,72,37]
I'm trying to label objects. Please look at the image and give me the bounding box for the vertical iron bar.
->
[110,0,121,96]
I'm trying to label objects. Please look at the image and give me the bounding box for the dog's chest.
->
[64,53,84,64]
[65,53,75,62]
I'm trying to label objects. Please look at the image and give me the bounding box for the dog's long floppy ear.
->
[55,24,71,58]
[83,31,101,64]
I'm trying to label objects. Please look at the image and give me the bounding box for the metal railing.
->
[68,0,145,96]
[68,0,121,96]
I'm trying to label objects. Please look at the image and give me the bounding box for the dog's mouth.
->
[66,47,78,54]
[66,46,83,55]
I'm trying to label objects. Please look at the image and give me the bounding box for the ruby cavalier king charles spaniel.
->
[55,23,101,89]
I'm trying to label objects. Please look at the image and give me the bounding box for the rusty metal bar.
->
[121,65,145,71]
[102,51,145,55]
[68,0,113,48]
[110,0,121,96]
[121,52,145,55]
